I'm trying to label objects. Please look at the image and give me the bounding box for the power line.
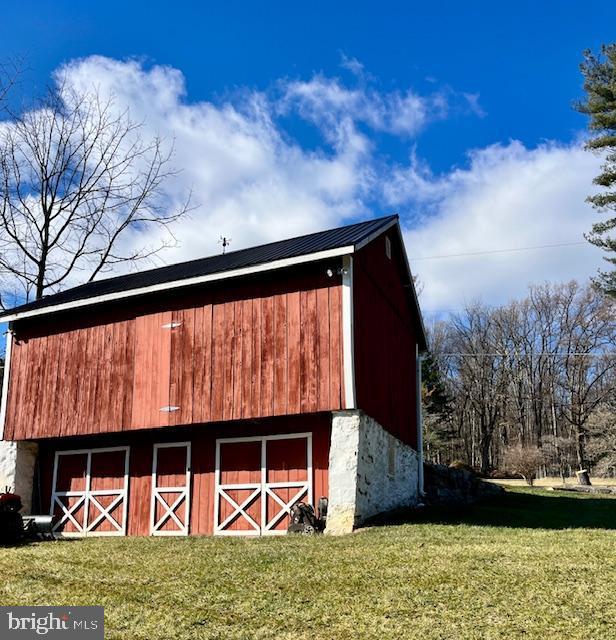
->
[412,241,587,261]
[433,352,616,358]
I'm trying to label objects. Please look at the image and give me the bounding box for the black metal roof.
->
[1,214,398,319]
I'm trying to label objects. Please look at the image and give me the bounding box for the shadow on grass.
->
[369,489,616,531]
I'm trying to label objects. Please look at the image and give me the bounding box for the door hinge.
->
[161,322,183,329]
[160,406,180,413]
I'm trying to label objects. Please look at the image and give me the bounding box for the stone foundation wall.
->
[325,411,418,535]
[0,440,38,514]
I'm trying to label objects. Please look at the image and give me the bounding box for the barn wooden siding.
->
[37,414,330,536]
[5,267,344,440]
[353,232,418,447]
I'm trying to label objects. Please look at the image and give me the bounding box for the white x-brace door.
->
[214,433,313,536]
[50,446,130,537]
[150,442,191,536]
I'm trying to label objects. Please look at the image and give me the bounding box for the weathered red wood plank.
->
[21,337,38,440]
[158,312,172,428]
[21,334,39,439]
[72,330,86,436]
[171,308,195,427]
[329,285,343,410]
[121,320,135,430]
[58,329,75,437]
[22,336,41,440]
[273,293,288,416]
[130,312,171,430]
[193,305,213,423]
[87,325,104,435]
[299,290,308,414]
[240,298,253,419]
[210,303,225,422]
[222,302,236,422]
[286,291,301,415]
[251,295,262,417]
[232,300,243,421]
[260,296,274,417]
[316,287,330,411]
[130,316,147,430]
[192,306,205,422]
[71,329,89,433]
[101,323,115,432]
[191,306,205,423]
[301,289,318,413]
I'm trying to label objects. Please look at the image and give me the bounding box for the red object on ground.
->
[0,492,23,512]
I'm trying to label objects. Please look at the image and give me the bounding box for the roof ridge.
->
[0,214,399,320]
[68,213,398,289]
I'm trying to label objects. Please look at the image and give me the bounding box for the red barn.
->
[0,215,426,536]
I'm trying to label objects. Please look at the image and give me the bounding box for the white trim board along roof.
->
[0,214,425,348]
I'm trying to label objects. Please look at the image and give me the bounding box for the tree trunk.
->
[35,243,48,300]
[479,434,491,476]
[575,423,587,471]
[576,470,592,486]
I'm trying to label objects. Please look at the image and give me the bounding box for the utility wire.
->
[433,352,616,358]
[412,241,587,261]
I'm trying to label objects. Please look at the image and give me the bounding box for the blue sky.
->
[0,1,613,314]
[3,1,606,169]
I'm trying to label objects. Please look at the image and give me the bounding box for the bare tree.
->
[0,57,22,107]
[444,302,509,475]
[503,444,545,486]
[0,80,190,307]
[554,282,616,469]
[423,281,616,479]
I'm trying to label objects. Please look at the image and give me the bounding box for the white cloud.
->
[57,56,377,264]
[339,53,365,77]
[398,141,605,314]
[12,56,605,317]
[281,75,447,139]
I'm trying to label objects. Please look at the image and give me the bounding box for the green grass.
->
[1,487,616,640]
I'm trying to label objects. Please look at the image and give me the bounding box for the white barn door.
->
[150,442,191,536]
[214,433,312,536]
[50,446,130,537]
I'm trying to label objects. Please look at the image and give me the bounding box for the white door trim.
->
[50,446,130,537]
[341,255,356,409]
[214,433,313,536]
[150,441,191,536]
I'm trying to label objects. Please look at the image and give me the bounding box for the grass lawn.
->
[1,487,615,640]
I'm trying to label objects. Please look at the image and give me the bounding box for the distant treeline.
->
[423,281,616,479]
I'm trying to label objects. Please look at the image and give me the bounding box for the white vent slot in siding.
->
[385,236,392,260]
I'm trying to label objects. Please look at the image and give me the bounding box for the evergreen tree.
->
[422,354,451,417]
[421,354,455,463]
[576,44,616,296]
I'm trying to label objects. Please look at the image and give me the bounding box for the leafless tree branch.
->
[0,80,191,308]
